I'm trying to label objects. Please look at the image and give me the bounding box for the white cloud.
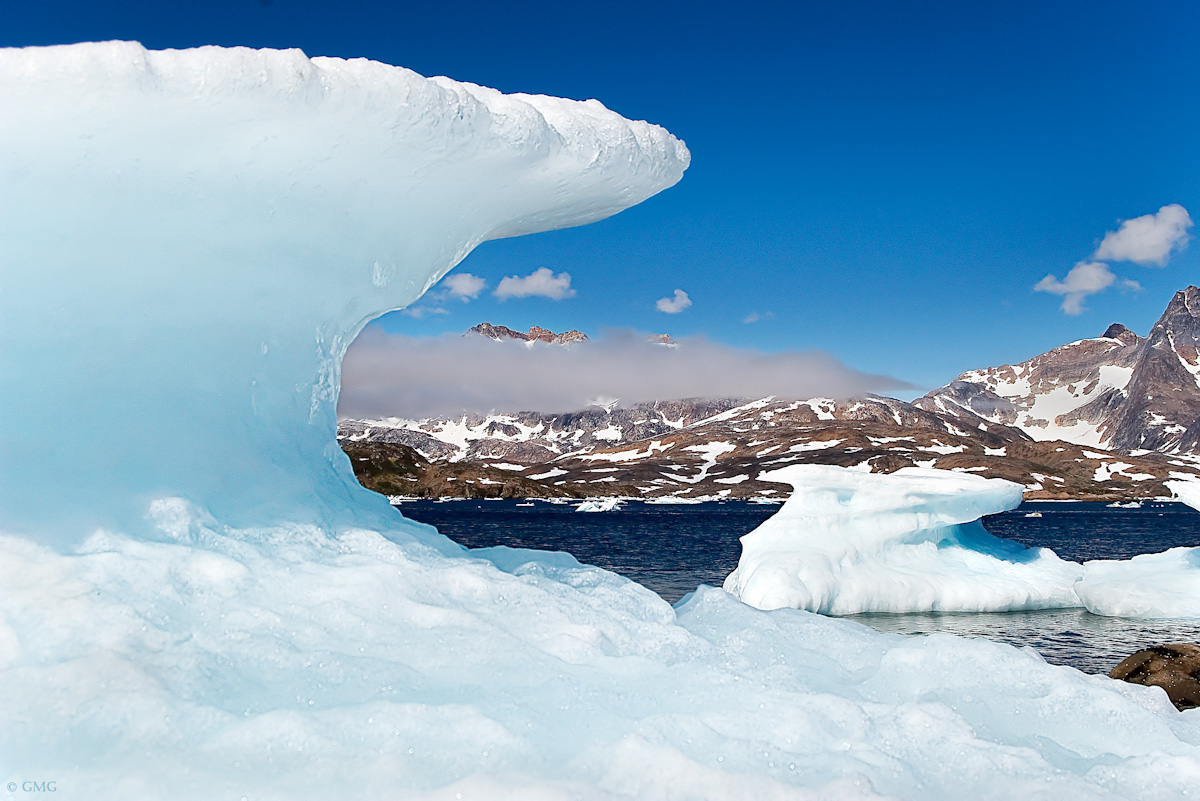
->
[401,272,486,318]
[339,328,913,418]
[1093,204,1192,266]
[1034,261,1115,315]
[656,289,691,314]
[1035,203,1190,315]
[401,305,450,319]
[494,267,575,301]
[743,311,774,324]
[441,272,486,302]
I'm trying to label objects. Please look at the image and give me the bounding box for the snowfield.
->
[1,42,1199,801]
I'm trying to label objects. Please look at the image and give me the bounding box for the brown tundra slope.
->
[339,302,1200,501]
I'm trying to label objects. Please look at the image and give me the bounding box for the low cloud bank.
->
[338,328,912,419]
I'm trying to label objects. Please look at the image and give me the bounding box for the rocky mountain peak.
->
[922,286,1200,455]
[467,322,589,345]
[1102,323,1129,339]
[1100,322,1141,347]
[1148,286,1200,350]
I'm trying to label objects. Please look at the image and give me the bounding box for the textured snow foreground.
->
[2,43,1200,801]
[724,466,1200,619]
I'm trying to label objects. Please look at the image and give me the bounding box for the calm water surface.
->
[399,499,1200,674]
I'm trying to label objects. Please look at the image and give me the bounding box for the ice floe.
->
[724,466,1084,614]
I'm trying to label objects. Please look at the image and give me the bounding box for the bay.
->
[398,498,1200,674]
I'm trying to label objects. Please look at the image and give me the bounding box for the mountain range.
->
[339,287,1200,501]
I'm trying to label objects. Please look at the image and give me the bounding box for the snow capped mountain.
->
[920,286,1200,455]
[339,297,1200,500]
[338,397,746,464]
[340,394,1199,501]
[466,322,588,345]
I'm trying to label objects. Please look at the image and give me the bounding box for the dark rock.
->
[1102,323,1130,339]
[1109,643,1200,711]
[342,440,584,500]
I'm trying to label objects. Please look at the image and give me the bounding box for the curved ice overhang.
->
[0,42,688,543]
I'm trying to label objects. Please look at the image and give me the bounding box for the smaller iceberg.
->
[723,466,1083,614]
[575,497,624,512]
[1075,480,1200,619]
[1077,547,1200,619]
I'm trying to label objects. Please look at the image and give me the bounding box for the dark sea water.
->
[398,499,1200,674]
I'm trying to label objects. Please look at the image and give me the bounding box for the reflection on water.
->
[846,608,1200,675]
[399,499,1200,674]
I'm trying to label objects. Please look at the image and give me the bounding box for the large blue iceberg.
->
[0,41,687,544]
[2,42,1199,801]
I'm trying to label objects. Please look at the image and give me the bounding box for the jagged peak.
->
[1166,286,1200,318]
[466,322,588,344]
[1149,286,1200,346]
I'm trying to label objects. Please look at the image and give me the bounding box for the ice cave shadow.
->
[943,521,1049,564]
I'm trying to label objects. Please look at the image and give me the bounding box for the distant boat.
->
[515,502,535,507]
[575,498,623,513]
[1024,511,1043,518]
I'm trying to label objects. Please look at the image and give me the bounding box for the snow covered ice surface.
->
[723,466,1085,614]
[724,467,1200,620]
[1076,547,1200,619]
[1074,479,1200,619]
[2,41,1200,800]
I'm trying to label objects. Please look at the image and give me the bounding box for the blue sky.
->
[7,0,1199,392]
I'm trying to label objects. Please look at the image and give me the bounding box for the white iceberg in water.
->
[3,42,1200,801]
[1075,480,1200,619]
[724,466,1084,613]
[1077,547,1200,619]
[575,498,624,512]
[723,465,1200,621]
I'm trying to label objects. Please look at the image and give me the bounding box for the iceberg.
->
[1076,547,1200,619]
[3,42,1200,800]
[575,498,624,512]
[724,466,1084,613]
[1075,480,1200,619]
[0,41,688,545]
